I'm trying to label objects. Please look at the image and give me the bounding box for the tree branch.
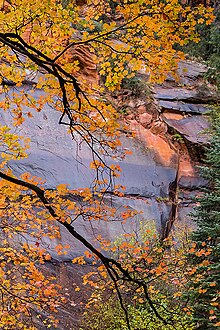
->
[0,170,169,327]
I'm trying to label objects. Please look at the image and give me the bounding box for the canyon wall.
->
[1,58,219,328]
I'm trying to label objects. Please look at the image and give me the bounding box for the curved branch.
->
[0,170,169,326]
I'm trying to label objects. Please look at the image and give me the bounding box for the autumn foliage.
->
[0,0,218,329]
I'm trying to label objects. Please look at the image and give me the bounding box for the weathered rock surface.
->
[158,100,210,114]
[162,115,210,144]
[138,112,152,127]
[154,85,218,103]
[177,60,208,84]
[178,176,208,190]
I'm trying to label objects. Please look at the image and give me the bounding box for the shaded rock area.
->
[177,61,208,84]
[1,59,220,328]
[162,115,210,144]
[154,84,219,103]
[158,100,209,114]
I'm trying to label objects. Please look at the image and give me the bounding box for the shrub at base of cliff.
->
[188,120,220,329]
[79,225,196,330]
[80,297,194,330]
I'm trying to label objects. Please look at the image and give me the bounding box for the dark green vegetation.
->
[188,115,220,329]
[81,298,194,330]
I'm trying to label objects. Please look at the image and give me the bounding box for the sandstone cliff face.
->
[108,62,217,242]
[1,57,219,328]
